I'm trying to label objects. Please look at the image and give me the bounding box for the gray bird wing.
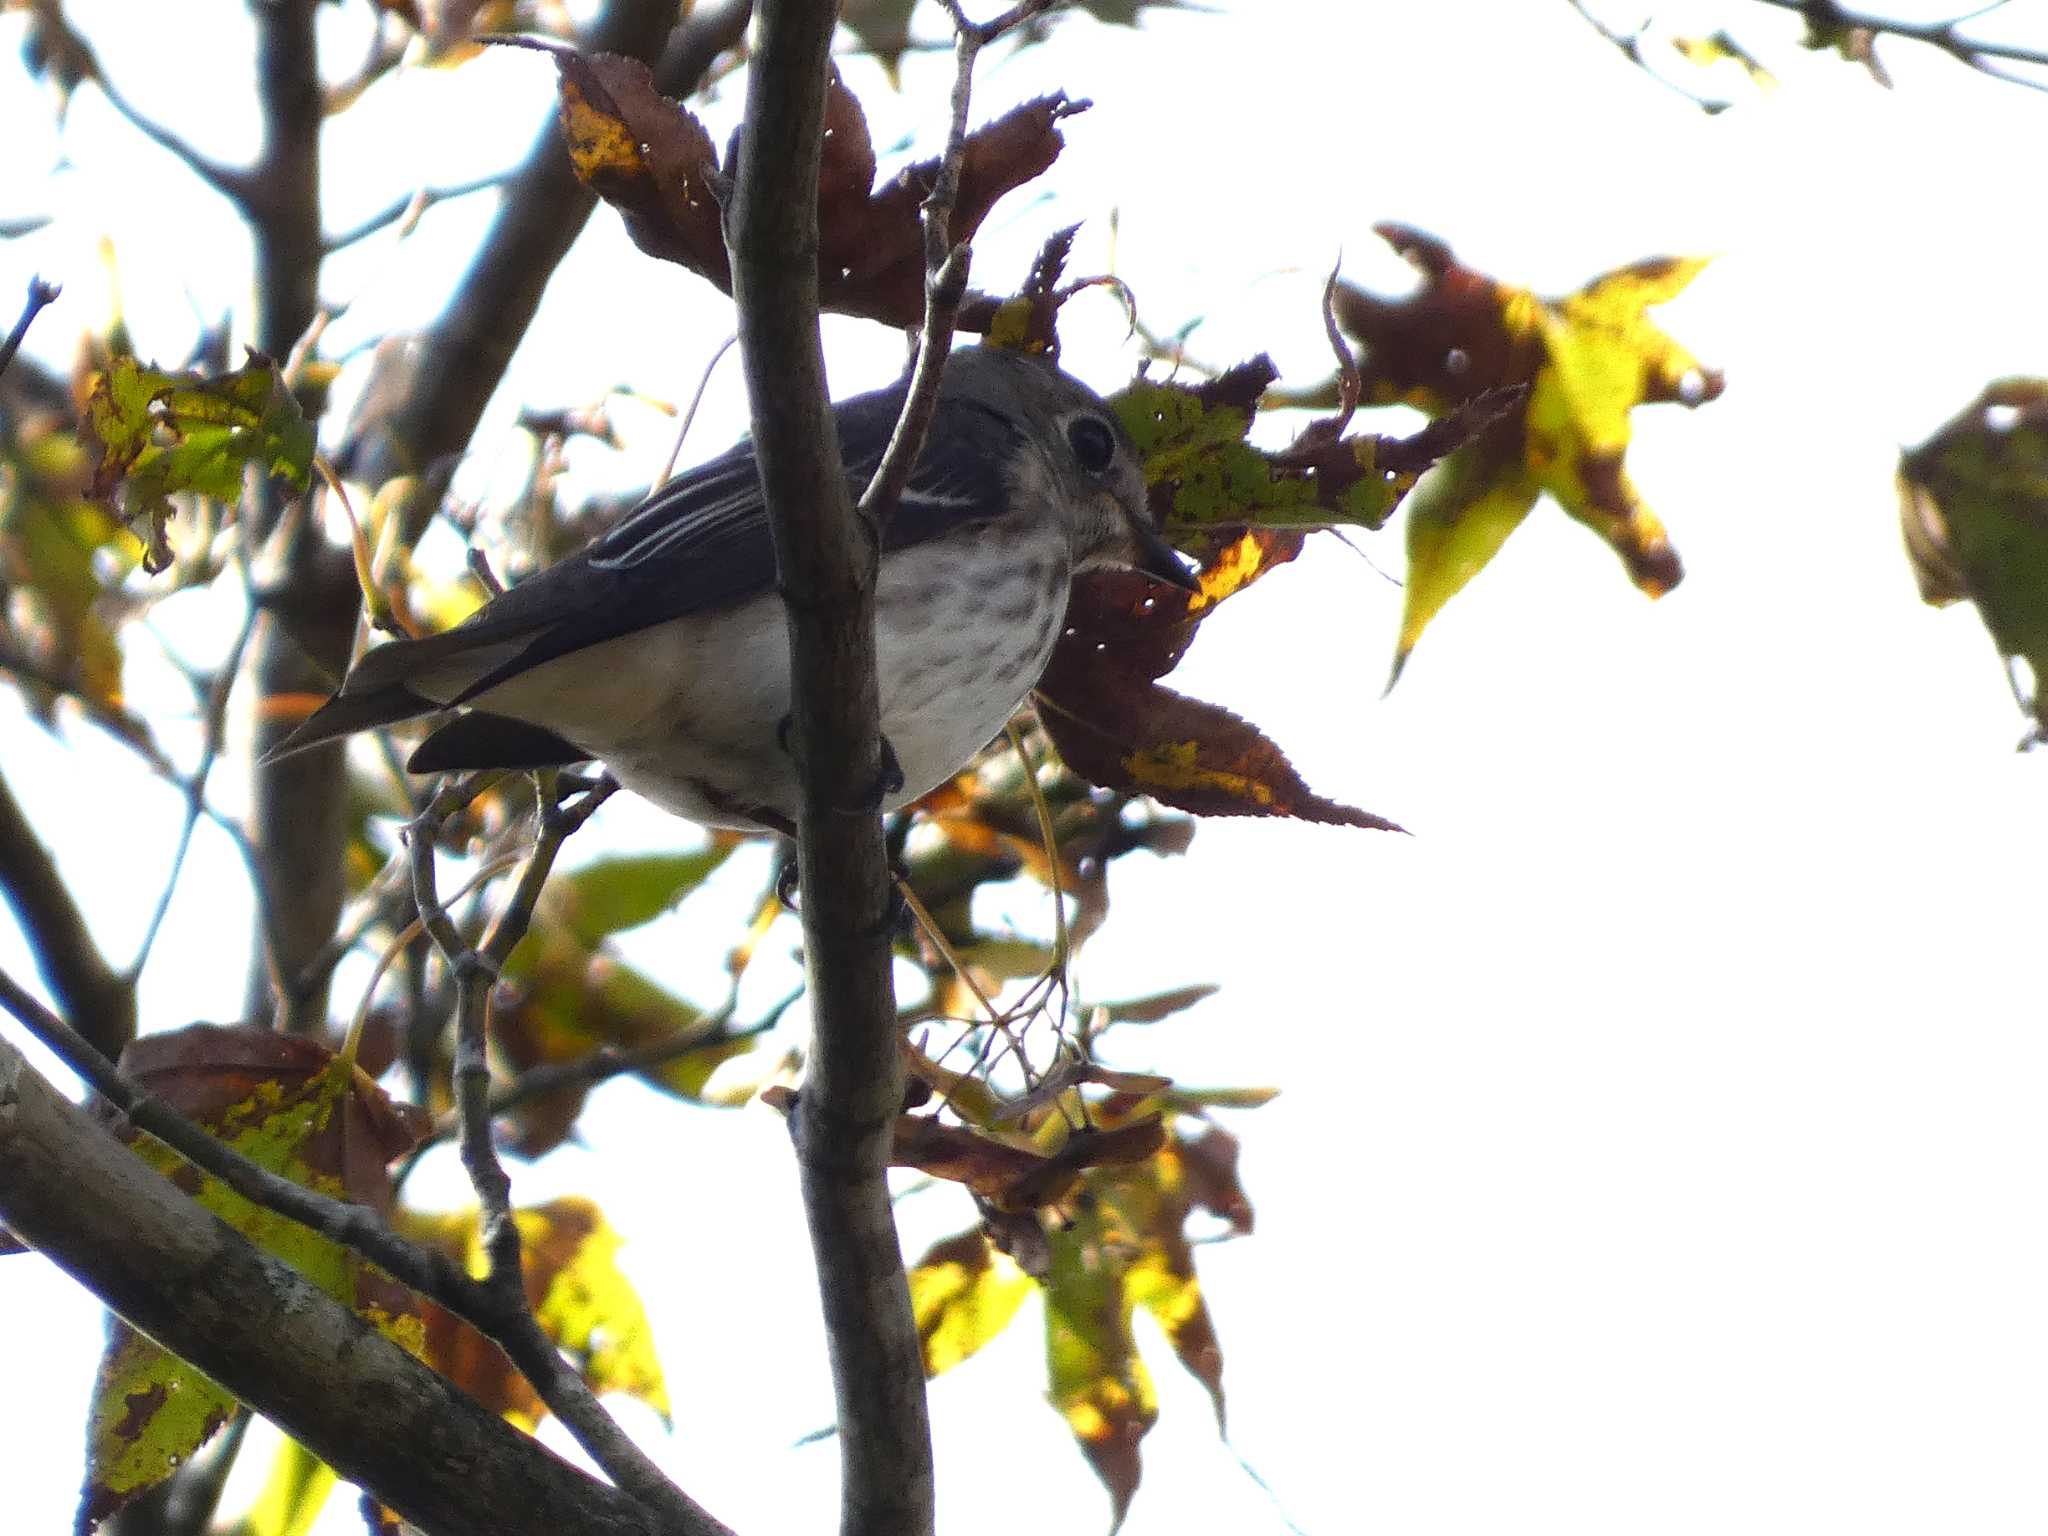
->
[349,386,1024,710]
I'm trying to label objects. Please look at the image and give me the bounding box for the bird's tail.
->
[262,681,436,763]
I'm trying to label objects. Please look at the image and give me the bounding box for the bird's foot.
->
[774,713,905,814]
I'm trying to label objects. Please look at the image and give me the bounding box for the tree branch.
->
[0,767,135,1058]
[344,0,731,525]
[0,967,732,1535]
[90,73,253,207]
[0,1035,675,1536]
[1751,0,2048,74]
[727,5,934,1533]
[0,276,60,382]
[407,774,725,1534]
[322,173,518,254]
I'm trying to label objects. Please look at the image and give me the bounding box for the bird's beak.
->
[1129,516,1201,593]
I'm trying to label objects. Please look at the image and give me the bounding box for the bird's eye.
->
[1066,415,1118,474]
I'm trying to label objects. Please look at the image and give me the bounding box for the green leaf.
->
[1899,379,2048,739]
[554,848,732,946]
[234,1437,336,1536]
[82,355,315,572]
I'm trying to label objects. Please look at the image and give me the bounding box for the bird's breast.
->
[871,524,1071,805]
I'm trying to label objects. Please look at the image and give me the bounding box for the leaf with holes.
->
[81,355,314,572]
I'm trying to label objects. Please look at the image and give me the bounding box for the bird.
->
[268,345,1197,834]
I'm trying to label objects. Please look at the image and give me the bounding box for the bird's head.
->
[946,346,1199,594]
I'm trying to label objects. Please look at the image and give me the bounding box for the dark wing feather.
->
[440,387,1022,703]
[268,379,1022,763]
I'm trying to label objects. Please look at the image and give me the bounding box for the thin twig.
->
[855,1,1062,532]
[656,334,739,490]
[406,771,709,1527]
[0,277,60,382]
[1750,0,2048,74]
[323,173,517,253]
[128,605,261,981]
[91,74,253,206]
[1564,0,1735,110]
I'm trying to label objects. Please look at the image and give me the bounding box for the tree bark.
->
[727,5,936,1534]
[0,1036,687,1536]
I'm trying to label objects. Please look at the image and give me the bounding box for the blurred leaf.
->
[1334,224,1720,684]
[551,848,732,947]
[1670,30,1777,92]
[81,1027,427,1530]
[401,1197,668,1428]
[15,0,99,110]
[81,354,315,572]
[233,1436,335,1536]
[1091,983,1220,1025]
[1898,379,2048,740]
[0,414,132,719]
[493,843,759,1151]
[908,1229,1035,1377]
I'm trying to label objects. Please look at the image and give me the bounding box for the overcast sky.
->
[5,2,2048,1532]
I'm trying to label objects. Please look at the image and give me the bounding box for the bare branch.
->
[323,173,517,254]
[0,276,60,382]
[90,74,254,206]
[405,774,723,1531]
[728,2,997,1529]
[1749,0,2048,77]
[0,769,135,1058]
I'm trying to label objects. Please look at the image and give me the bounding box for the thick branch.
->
[239,0,350,1033]
[0,767,135,1057]
[727,6,933,1535]
[345,0,734,521]
[0,1036,667,1536]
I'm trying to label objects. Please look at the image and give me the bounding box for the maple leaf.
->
[1334,223,1722,685]
[538,48,1083,331]
[1898,378,2048,744]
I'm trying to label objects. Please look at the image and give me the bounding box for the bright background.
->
[5,1,2048,1532]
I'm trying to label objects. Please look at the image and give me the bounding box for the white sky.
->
[5,1,2048,1532]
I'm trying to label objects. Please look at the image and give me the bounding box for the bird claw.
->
[774,714,905,815]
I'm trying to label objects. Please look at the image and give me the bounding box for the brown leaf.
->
[1037,544,1400,830]
[547,46,1085,329]
[548,50,727,280]
[118,1024,427,1213]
